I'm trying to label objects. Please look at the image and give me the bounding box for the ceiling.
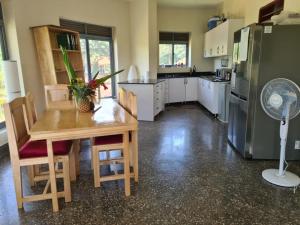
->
[157,0,223,8]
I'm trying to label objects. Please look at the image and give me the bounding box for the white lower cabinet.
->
[165,77,198,103]
[154,82,165,116]
[119,81,165,121]
[185,77,198,101]
[198,78,219,114]
[168,78,185,103]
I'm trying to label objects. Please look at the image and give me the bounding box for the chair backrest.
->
[25,92,37,130]
[4,97,30,160]
[127,91,137,119]
[118,87,127,108]
[44,84,74,110]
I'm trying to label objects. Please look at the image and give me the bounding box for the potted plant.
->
[61,46,124,112]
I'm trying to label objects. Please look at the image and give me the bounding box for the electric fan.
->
[260,78,300,187]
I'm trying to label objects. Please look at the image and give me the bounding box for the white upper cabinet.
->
[203,19,243,58]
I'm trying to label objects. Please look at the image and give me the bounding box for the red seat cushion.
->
[19,140,72,159]
[94,134,123,145]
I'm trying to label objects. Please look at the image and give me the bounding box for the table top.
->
[29,98,138,141]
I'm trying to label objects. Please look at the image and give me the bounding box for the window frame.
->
[80,34,116,98]
[159,32,189,68]
[0,4,9,129]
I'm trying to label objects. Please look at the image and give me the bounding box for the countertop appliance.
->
[228,24,300,160]
[216,68,231,81]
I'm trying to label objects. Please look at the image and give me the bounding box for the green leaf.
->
[60,46,77,83]
[95,69,124,85]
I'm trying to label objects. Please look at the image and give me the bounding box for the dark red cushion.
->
[94,134,123,145]
[19,140,72,159]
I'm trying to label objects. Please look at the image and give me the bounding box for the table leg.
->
[132,130,139,183]
[123,132,130,196]
[46,139,59,212]
[73,139,81,176]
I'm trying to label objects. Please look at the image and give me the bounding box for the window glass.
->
[80,38,88,82]
[0,46,6,123]
[88,39,112,98]
[174,44,187,67]
[159,44,173,66]
[80,37,114,98]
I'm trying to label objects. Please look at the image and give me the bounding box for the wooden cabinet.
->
[32,25,85,85]
[203,19,243,58]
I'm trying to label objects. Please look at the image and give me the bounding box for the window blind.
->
[159,32,189,43]
[60,19,112,37]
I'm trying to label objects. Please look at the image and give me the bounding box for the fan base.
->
[262,169,300,187]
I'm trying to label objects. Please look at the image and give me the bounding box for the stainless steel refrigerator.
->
[228,24,300,159]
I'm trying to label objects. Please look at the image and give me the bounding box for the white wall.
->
[148,0,158,78]
[157,6,217,73]
[129,0,150,79]
[2,0,132,114]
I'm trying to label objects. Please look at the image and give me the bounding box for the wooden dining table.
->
[29,98,138,205]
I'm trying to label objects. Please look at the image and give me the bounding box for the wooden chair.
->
[91,90,139,189]
[25,92,77,186]
[44,84,74,110]
[118,87,127,108]
[4,97,74,212]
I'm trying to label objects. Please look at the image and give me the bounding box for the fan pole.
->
[278,120,288,176]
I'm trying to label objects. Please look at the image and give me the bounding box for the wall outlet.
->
[295,140,300,150]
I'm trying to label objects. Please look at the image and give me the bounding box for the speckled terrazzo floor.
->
[1,103,300,225]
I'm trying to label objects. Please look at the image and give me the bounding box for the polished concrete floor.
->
[1,103,300,225]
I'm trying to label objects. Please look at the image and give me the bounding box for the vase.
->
[76,97,91,113]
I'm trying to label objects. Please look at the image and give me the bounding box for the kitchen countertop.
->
[118,79,164,85]
[200,76,231,83]
[157,72,215,79]
[157,72,230,83]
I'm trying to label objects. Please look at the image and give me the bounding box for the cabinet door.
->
[218,22,229,56]
[198,79,202,103]
[168,78,185,103]
[204,30,214,57]
[185,78,198,101]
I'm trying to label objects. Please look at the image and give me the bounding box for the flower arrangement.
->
[61,46,124,112]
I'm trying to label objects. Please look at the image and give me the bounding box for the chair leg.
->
[132,130,139,183]
[27,166,35,187]
[12,164,23,209]
[123,132,131,196]
[93,148,100,188]
[63,158,71,203]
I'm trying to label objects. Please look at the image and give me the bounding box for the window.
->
[159,32,189,67]
[0,3,8,128]
[80,37,114,98]
[60,19,115,98]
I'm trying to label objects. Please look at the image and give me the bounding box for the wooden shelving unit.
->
[31,25,85,85]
